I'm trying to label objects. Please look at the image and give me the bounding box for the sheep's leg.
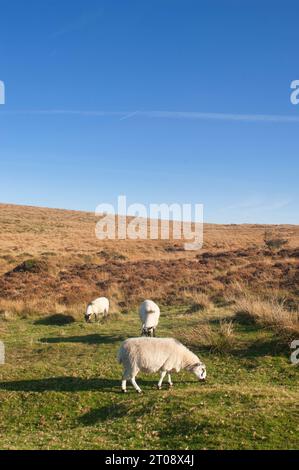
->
[121,370,131,393]
[121,379,127,393]
[167,373,173,387]
[157,371,166,389]
[131,376,142,394]
[153,328,156,337]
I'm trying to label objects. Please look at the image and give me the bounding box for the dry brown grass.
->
[182,291,213,312]
[0,203,298,316]
[231,291,299,344]
[1,203,298,272]
[0,297,86,321]
[180,318,236,352]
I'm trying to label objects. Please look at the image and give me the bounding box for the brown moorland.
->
[0,202,298,316]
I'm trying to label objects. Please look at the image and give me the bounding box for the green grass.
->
[0,307,298,449]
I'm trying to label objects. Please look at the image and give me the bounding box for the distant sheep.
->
[139,300,160,337]
[85,297,109,322]
[118,337,206,393]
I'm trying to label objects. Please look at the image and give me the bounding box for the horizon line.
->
[0,201,297,226]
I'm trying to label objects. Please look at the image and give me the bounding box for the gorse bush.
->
[12,258,49,274]
[263,230,288,251]
[265,238,288,251]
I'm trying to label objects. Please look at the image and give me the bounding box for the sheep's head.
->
[191,363,206,381]
[142,326,154,337]
[85,305,93,322]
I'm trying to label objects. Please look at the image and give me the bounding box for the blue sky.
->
[0,0,298,223]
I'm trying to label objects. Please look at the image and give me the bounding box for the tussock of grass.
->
[183,291,212,313]
[231,292,299,344]
[180,318,236,353]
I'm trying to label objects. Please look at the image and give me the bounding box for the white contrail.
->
[1,109,299,123]
[0,110,124,117]
[119,111,139,121]
[135,110,299,123]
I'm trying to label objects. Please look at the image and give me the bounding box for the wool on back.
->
[119,337,199,373]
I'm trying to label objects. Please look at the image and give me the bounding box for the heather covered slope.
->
[0,203,298,314]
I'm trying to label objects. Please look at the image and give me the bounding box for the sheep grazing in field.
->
[118,337,206,393]
[139,299,160,337]
[84,297,109,322]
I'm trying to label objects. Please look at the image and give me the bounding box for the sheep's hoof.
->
[137,390,142,394]
[157,385,162,390]
[122,389,127,393]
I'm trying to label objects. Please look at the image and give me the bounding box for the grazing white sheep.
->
[139,300,160,337]
[118,337,206,393]
[85,297,109,322]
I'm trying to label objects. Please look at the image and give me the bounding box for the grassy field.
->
[0,305,298,450]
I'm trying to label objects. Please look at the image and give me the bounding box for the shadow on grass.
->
[0,376,198,393]
[34,314,76,326]
[0,376,120,392]
[193,337,286,360]
[208,316,256,331]
[231,337,287,358]
[40,334,125,345]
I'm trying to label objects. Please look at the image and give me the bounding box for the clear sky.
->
[0,0,298,223]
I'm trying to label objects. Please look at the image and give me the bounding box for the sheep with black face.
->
[139,300,160,337]
[85,297,109,322]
